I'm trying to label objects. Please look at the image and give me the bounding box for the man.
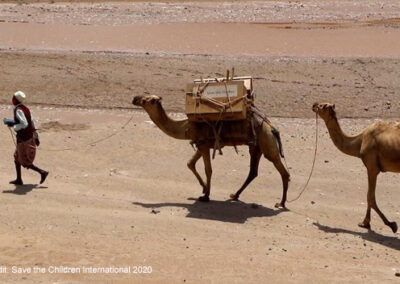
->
[3,91,48,185]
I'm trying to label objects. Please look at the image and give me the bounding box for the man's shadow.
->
[313,222,400,251]
[3,184,47,195]
[132,198,286,224]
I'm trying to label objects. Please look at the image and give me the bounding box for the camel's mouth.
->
[132,96,143,106]
[132,95,162,107]
[312,102,335,113]
[312,102,320,113]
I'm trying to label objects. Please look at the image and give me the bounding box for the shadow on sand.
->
[3,184,48,195]
[133,197,287,224]
[313,222,400,251]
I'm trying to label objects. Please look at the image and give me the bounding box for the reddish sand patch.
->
[1,22,400,57]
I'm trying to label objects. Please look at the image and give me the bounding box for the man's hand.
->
[33,131,40,146]
[3,118,16,127]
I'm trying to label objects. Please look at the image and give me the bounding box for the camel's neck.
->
[144,104,189,140]
[323,113,362,158]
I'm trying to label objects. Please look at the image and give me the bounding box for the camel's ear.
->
[149,96,161,104]
[328,105,336,116]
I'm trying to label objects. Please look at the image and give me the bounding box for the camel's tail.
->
[271,126,284,158]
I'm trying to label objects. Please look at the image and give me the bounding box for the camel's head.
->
[132,95,162,108]
[312,102,336,120]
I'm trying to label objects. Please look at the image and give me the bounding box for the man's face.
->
[12,96,18,105]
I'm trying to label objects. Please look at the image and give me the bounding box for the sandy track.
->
[0,106,399,283]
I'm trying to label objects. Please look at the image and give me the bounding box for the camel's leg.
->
[187,150,206,189]
[271,157,290,209]
[199,146,212,202]
[358,168,375,230]
[230,146,262,200]
[359,168,397,233]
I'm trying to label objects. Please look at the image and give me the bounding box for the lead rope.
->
[12,112,136,152]
[8,127,16,146]
[286,113,319,203]
[41,112,135,152]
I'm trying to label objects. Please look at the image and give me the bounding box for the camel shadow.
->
[313,222,400,251]
[132,198,286,224]
[3,184,47,195]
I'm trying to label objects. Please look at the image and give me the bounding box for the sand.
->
[0,1,399,283]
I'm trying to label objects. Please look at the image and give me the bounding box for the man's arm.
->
[13,109,28,132]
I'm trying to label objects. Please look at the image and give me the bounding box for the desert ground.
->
[0,0,400,283]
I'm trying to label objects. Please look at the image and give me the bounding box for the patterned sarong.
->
[14,138,36,168]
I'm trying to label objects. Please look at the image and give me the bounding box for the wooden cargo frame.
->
[185,76,254,122]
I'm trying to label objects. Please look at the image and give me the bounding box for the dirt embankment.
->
[1,52,400,118]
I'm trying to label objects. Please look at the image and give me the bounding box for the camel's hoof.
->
[198,196,210,202]
[389,222,398,233]
[358,222,371,230]
[274,202,285,209]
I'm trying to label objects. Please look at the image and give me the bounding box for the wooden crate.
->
[185,77,253,122]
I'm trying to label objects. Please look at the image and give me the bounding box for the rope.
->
[223,81,233,113]
[193,82,235,158]
[287,112,319,203]
[193,80,246,113]
[8,127,16,147]
[196,95,245,111]
[34,112,135,152]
